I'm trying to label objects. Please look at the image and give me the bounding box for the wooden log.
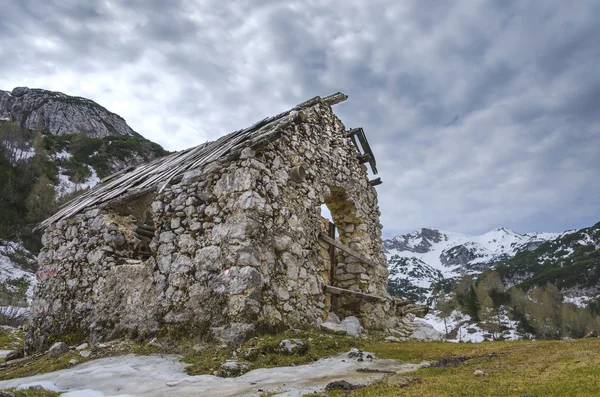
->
[136,224,156,232]
[134,228,155,238]
[394,299,411,307]
[357,153,371,164]
[368,177,382,186]
[318,233,377,267]
[324,285,387,302]
[344,127,363,138]
[323,92,348,106]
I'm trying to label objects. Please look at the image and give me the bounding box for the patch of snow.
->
[578,233,594,246]
[1,141,36,164]
[55,165,101,198]
[423,309,527,343]
[0,352,421,397]
[563,296,592,308]
[0,240,36,300]
[54,150,73,160]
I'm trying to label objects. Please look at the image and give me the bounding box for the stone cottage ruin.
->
[28,93,401,349]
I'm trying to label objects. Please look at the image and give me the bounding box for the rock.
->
[11,86,29,97]
[0,390,15,397]
[327,312,341,324]
[4,349,24,362]
[75,343,89,350]
[584,330,598,338]
[325,380,358,391]
[409,319,445,341]
[69,358,79,365]
[279,339,307,355]
[80,350,91,358]
[385,336,401,343]
[2,87,138,137]
[211,323,255,346]
[347,348,373,361]
[474,370,485,376]
[341,316,363,338]
[215,360,249,377]
[47,342,69,357]
[320,321,347,335]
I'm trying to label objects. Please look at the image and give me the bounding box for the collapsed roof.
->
[38,92,378,230]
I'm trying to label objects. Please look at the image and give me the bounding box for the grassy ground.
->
[0,327,23,350]
[1,330,599,396]
[315,338,600,397]
[0,389,59,396]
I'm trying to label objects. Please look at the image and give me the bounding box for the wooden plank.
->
[357,153,371,164]
[324,285,386,302]
[368,177,382,186]
[328,221,336,285]
[354,128,378,174]
[322,92,348,106]
[318,233,377,267]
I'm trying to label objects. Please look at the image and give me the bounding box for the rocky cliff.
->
[0,87,139,138]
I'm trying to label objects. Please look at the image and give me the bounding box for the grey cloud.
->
[1,0,599,237]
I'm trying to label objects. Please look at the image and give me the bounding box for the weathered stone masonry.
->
[27,94,399,349]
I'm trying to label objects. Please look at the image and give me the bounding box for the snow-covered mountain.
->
[384,227,568,303]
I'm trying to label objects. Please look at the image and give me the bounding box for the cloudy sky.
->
[1,0,599,238]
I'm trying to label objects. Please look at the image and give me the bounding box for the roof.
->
[37,93,353,230]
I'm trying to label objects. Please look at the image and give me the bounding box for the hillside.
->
[385,224,600,340]
[497,221,600,306]
[0,87,169,310]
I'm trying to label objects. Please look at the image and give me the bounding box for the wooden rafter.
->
[318,233,377,267]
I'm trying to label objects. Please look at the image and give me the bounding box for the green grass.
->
[313,338,600,397]
[0,388,59,396]
[180,329,365,376]
[2,331,600,396]
[0,328,23,350]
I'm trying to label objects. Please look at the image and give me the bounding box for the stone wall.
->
[27,100,394,349]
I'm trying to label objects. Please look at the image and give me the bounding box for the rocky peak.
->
[383,227,443,253]
[0,87,139,138]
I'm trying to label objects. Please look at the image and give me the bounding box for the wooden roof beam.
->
[323,92,348,106]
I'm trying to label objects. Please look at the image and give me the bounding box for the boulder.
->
[11,87,29,97]
[47,342,69,357]
[409,319,445,341]
[341,316,363,338]
[211,323,255,346]
[326,312,341,324]
[279,339,307,355]
[4,349,24,362]
[325,380,357,391]
[215,360,249,377]
[320,321,347,335]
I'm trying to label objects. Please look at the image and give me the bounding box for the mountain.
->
[0,86,168,255]
[385,224,600,341]
[496,222,600,306]
[0,86,138,138]
[384,227,569,303]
